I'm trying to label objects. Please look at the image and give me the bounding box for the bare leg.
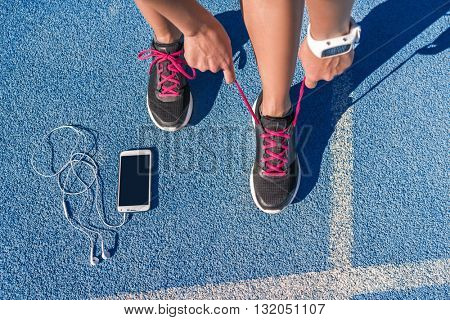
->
[135,0,182,44]
[241,0,304,117]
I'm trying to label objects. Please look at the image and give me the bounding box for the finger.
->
[223,63,236,84]
[184,53,194,67]
[206,58,219,73]
[331,67,340,77]
[335,68,344,76]
[323,74,334,82]
[305,78,317,89]
[209,65,220,73]
[336,62,349,75]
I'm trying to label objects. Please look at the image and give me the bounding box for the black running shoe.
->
[249,94,301,214]
[138,39,196,131]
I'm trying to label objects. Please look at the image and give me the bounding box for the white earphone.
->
[31,125,127,266]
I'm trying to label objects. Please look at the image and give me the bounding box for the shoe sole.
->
[249,99,301,214]
[146,92,193,132]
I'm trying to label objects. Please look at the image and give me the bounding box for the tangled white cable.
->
[30,125,127,266]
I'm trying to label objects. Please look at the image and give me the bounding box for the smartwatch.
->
[307,18,361,59]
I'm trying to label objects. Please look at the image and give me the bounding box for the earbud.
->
[101,241,111,260]
[90,256,100,266]
[102,249,111,260]
[62,200,69,219]
[90,245,99,266]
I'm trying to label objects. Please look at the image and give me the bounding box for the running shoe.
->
[249,94,301,213]
[138,39,195,131]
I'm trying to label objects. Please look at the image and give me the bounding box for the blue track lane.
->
[0,0,449,299]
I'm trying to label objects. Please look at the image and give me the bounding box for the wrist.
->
[306,17,360,59]
[309,18,351,40]
[181,7,218,37]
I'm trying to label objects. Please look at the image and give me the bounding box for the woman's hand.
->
[298,37,354,89]
[138,0,235,83]
[184,18,235,84]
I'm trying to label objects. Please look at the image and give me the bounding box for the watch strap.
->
[307,18,361,58]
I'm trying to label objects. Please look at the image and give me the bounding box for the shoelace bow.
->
[234,78,306,177]
[138,48,196,97]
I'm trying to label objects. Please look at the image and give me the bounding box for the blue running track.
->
[1,0,449,299]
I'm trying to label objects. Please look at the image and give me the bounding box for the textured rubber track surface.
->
[1,0,448,299]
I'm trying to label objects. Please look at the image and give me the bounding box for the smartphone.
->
[117,149,152,212]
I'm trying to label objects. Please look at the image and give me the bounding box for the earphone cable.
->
[30,125,127,264]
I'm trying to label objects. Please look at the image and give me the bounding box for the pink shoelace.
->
[234,78,306,177]
[138,48,196,97]
[137,48,305,177]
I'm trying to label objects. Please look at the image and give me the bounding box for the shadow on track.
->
[189,10,249,125]
[292,0,449,202]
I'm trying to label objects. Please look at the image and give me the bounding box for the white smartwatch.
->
[306,18,361,59]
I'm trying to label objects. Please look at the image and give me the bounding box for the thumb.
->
[223,64,236,84]
[305,78,317,89]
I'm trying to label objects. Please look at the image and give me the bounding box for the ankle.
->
[154,31,182,45]
[260,96,291,117]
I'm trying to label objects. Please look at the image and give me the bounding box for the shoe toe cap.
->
[251,172,298,213]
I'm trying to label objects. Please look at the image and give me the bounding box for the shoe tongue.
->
[260,108,294,131]
[152,40,183,54]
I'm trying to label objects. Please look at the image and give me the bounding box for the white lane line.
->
[329,79,355,269]
[111,259,450,300]
[348,259,450,297]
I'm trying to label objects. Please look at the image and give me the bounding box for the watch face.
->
[322,44,352,58]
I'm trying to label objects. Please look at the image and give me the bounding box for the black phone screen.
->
[118,154,151,207]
